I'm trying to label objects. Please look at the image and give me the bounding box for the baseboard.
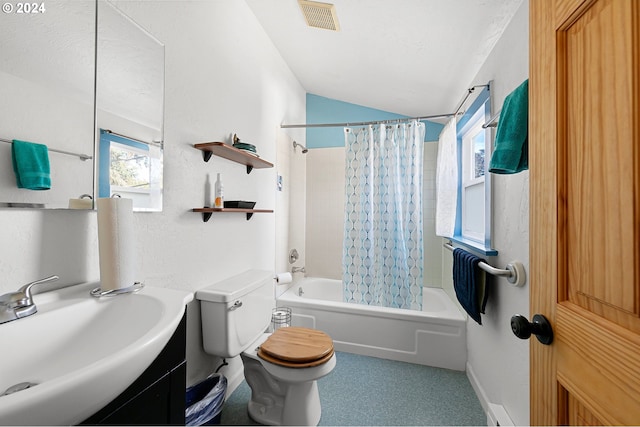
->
[466,362,490,414]
[224,368,244,398]
[486,403,515,426]
[466,362,515,426]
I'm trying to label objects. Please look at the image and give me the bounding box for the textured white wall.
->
[287,137,307,283]
[441,1,530,425]
[275,128,307,297]
[275,129,292,293]
[0,0,306,388]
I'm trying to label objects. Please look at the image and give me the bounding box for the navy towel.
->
[453,248,488,325]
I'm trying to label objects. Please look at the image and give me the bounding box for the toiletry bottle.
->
[214,173,224,208]
[204,173,212,207]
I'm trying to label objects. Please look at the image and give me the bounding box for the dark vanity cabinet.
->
[80,314,187,425]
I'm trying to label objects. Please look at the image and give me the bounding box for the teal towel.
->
[489,79,528,174]
[11,139,51,190]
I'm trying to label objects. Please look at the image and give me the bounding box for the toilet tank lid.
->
[196,270,273,303]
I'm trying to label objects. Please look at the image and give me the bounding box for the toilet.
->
[196,270,336,426]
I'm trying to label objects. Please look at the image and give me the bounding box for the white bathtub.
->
[277,277,467,371]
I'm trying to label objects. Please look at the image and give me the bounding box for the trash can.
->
[185,373,227,426]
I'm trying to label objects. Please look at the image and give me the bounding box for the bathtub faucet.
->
[291,266,306,274]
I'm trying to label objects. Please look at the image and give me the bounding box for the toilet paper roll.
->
[275,272,293,285]
[97,197,136,291]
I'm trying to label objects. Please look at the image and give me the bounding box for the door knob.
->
[510,314,553,345]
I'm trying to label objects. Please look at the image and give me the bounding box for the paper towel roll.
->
[275,272,292,285]
[97,197,136,291]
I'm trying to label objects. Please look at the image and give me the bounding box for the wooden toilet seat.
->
[257,327,334,368]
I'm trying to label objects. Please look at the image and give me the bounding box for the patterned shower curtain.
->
[342,120,425,310]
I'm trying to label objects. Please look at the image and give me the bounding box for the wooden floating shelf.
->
[193,142,273,174]
[192,207,274,222]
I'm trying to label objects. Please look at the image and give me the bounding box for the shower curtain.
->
[342,120,425,310]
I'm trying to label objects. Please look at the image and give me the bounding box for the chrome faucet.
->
[0,275,59,325]
[291,266,306,274]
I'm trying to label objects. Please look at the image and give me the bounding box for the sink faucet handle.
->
[0,275,60,323]
[16,275,59,306]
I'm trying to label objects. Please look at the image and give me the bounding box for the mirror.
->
[96,1,164,211]
[0,1,96,209]
[0,0,164,211]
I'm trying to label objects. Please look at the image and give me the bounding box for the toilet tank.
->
[196,270,275,358]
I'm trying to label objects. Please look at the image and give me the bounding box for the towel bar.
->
[482,110,501,129]
[1,138,92,161]
[444,242,525,287]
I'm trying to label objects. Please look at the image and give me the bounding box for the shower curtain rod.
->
[281,112,452,129]
[280,84,490,129]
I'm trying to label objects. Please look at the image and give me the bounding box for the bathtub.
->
[277,277,467,371]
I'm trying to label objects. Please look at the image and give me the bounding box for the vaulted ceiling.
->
[246,0,524,119]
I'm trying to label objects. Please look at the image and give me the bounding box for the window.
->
[452,85,496,255]
[461,108,486,242]
[98,129,163,211]
[109,141,151,192]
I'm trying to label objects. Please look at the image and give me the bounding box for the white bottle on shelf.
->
[204,173,212,207]
[214,173,224,208]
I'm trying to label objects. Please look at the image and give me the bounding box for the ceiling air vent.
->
[298,0,340,31]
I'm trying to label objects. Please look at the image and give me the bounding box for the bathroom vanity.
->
[80,313,186,425]
[0,282,192,426]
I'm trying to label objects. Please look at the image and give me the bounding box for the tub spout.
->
[298,287,304,297]
[291,266,306,274]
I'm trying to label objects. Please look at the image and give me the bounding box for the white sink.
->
[0,282,193,425]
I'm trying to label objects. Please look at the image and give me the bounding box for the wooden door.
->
[530,0,640,424]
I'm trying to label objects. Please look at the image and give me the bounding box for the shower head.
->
[293,141,308,154]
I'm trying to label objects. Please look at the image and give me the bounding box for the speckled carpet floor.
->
[219,351,485,426]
